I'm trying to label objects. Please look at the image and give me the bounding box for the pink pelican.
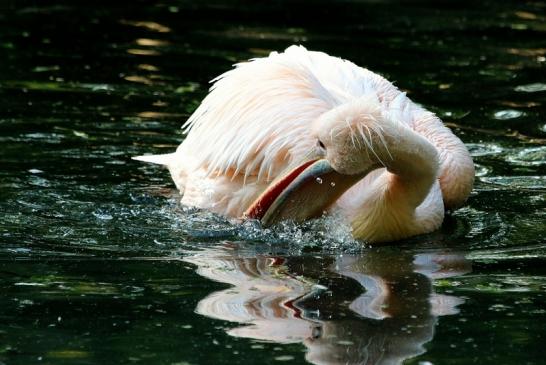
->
[135,46,474,242]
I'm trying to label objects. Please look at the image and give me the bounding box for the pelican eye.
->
[311,325,323,339]
[317,139,326,150]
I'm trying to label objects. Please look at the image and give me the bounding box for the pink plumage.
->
[135,46,474,242]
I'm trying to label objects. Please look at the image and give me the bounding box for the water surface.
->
[1,1,545,364]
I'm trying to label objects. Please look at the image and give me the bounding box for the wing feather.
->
[179,45,409,184]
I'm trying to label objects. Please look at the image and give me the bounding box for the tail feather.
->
[132,153,175,166]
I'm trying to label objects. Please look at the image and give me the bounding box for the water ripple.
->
[515,83,546,92]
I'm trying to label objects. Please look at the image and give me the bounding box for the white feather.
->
[179,45,404,185]
[132,153,175,165]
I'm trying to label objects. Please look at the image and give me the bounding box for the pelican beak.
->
[244,159,365,226]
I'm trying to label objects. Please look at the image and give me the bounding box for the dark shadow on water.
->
[185,242,471,364]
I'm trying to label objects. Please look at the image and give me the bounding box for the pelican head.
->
[313,96,388,176]
[245,96,406,227]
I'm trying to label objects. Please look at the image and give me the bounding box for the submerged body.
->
[135,46,474,242]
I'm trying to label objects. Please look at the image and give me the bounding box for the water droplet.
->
[493,109,523,120]
[316,177,323,184]
[92,211,113,220]
[330,181,336,187]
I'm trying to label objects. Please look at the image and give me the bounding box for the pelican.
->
[134,45,474,242]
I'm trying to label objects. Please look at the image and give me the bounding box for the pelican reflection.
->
[184,243,470,364]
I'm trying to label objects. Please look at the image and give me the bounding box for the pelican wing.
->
[179,46,402,183]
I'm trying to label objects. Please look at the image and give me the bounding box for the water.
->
[1,1,545,364]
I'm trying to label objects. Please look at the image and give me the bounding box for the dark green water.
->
[1,1,545,364]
